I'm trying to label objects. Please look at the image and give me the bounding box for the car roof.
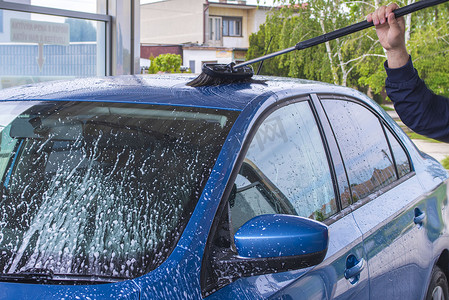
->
[0,74,371,111]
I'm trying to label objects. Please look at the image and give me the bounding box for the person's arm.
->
[385,57,449,142]
[368,3,449,142]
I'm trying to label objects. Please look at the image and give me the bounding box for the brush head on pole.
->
[186,63,254,87]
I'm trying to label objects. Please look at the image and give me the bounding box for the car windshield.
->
[0,101,238,281]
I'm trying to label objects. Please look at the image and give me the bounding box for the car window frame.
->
[310,93,354,219]
[201,94,350,296]
[316,93,415,213]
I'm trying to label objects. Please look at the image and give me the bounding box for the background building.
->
[0,0,270,89]
[140,0,270,73]
[0,0,140,89]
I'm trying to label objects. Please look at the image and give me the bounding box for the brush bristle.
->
[186,73,252,87]
[186,72,217,87]
[186,63,254,87]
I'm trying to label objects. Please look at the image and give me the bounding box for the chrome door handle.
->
[344,258,365,279]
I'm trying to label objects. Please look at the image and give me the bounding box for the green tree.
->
[358,1,449,99]
[248,0,383,88]
[153,53,182,73]
[147,55,159,74]
[249,0,449,102]
[403,3,449,97]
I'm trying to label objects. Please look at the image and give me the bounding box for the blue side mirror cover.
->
[234,214,328,259]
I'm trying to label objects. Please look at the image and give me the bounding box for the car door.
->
[320,95,434,299]
[203,96,369,299]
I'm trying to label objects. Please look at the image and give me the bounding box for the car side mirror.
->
[211,214,328,286]
[203,214,329,297]
[235,214,328,260]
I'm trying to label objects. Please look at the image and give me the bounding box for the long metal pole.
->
[233,0,449,70]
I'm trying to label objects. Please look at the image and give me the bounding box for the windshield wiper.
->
[20,268,54,278]
[0,268,54,283]
[0,268,126,285]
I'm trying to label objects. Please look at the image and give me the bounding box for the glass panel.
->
[223,18,242,37]
[235,20,241,36]
[229,20,235,36]
[209,17,213,40]
[0,10,3,33]
[386,129,411,178]
[4,0,107,14]
[322,100,397,202]
[222,19,228,36]
[0,101,238,280]
[0,10,106,89]
[215,18,221,40]
[0,126,18,181]
[230,101,336,233]
[335,157,351,209]
[231,173,278,232]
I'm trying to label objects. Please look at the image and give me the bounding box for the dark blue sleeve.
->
[385,56,449,142]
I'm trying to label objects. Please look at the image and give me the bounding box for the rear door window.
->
[385,128,411,178]
[321,99,411,202]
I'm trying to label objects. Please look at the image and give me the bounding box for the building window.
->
[208,16,222,41]
[223,17,242,37]
[0,10,3,33]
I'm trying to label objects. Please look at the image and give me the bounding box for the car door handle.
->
[414,208,426,225]
[344,258,365,279]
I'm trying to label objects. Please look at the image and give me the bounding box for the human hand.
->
[367,3,409,68]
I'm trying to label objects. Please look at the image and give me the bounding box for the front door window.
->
[230,100,337,233]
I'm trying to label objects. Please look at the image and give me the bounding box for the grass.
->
[406,131,441,143]
[402,126,448,169]
[381,104,448,166]
[392,116,440,143]
[383,105,448,168]
[380,104,394,111]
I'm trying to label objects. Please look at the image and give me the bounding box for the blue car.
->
[0,75,448,299]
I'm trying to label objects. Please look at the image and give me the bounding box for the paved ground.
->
[411,139,449,162]
[386,108,449,163]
